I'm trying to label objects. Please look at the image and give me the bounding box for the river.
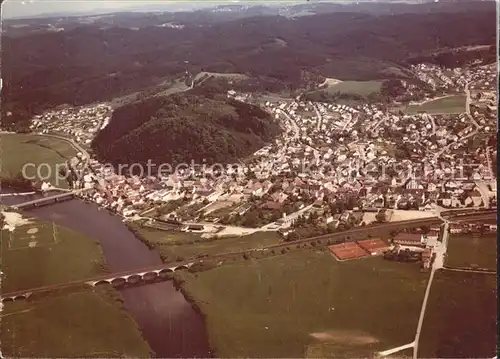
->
[1,193,211,358]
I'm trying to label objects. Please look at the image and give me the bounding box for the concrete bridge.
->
[12,189,90,210]
[0,261,196,303]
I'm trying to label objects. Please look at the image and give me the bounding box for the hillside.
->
[91,94,280,169]
[1,2,496,129]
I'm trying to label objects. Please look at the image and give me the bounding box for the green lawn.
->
[1,288,151,358]
[418,270,496,358]
[176,250,429,358]
[136,225,281,261]
[0,133,76,187]
[1,215,107,292]
[406,95,466,114]
[445,233,497,270]
[326,80,383,96]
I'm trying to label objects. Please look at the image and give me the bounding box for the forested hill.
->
[91,94,280,169]
[2,2,495,131]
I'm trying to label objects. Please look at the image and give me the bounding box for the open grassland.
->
[445,233,496,270]
[136,226,281,261]
[193,71,249,86]
[325,80,383,96]
[1,217,107,292]
[418,270,496,358]
[1,288,151,358]
[406,95,466,114]
[176,250,428,358]
[0,133,76,187]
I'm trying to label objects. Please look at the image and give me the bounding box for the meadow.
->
[406,95,466,114]
[445,233,497,270]
[0,133,76,187]
[418,270,496,358]
[1,288,151,358]
[136,225,281,261]
[325,80,383,96]
[176,250,428,358]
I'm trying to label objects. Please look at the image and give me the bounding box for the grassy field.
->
[1,288,151,358]
[1,216,107,292]
[325,80,383,96]
[137,226,281,261]
[406,95,466,114]
[445,233,496,270]
[176,250,428,358]
[0,214,151,356]
[418,270,496,358]
[0,133,76,187]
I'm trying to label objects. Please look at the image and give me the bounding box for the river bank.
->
[1,191,211,357]
[0,208,152,357]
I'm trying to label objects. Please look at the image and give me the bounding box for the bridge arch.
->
[126,274,142,285]
[158,268,173,279]
[174,265,189,272]
[94,280,111,287]
[142,272,159,282]
[2,297,14,303]
[14,295,27,301]
[111,277,127,288]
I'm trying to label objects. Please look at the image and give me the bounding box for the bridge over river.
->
[1,210,495,304]
[0,260,197,303]
[12,189,91,210]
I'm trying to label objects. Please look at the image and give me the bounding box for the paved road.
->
[313,104,323,131]
[413,222,449,359]
[378,342,415,357]
[279,109,300,140]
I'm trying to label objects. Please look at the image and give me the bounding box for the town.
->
[27,63,496,239]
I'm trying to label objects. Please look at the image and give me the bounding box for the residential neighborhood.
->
[25,63,496,241]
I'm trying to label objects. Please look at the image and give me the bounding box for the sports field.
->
[328,241,369,260]
[176,250,428,358]
[0,214,151,357]
[418,270,496,358]
[406,95,466,114]
[1,215,107,292]
[445,233,496,270]
[0,133,76,187]
[357,238,391,255]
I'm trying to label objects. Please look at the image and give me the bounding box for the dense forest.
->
[91,94,281,169]
[1,2,495,130]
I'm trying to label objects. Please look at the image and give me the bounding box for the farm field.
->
[325,80,383,96]
[136,225,281,261]
[406,95,466,114]
[0,133,76,187]
[1,214,107,292]
[0,289,151,358]
[175,250,428,358]
[418,270,496,358]
[445,233,496,270]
